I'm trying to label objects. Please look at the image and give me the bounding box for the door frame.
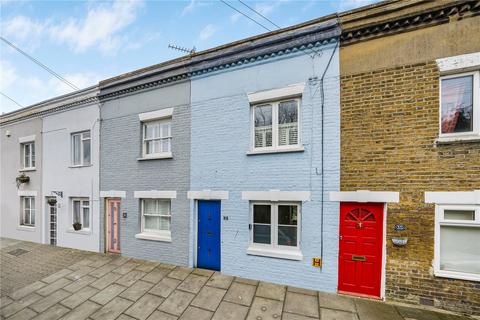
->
[105,197,121,254]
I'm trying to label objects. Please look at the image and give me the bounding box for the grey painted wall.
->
[1,118,43,243]
[100,81,191,265]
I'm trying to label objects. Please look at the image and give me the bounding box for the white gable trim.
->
[187,190,229,200]
[138,108,174,122]
[247,83,305,104]
[425,190,480,204]
[134,190,177,199]
[100,191,126,198]
[18,190,37,197]
[329,190,399,203]
[436,52,480,74]
[242,191,311,202]
[18,135,36,143]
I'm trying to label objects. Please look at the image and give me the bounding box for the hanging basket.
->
[47,198,57,206]
[16,173,30,188]
[73,222,82,231]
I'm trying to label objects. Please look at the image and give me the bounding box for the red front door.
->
[106,199,121,254]
[338,202,384,298]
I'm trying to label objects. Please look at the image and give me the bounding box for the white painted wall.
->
[41,103,100,252]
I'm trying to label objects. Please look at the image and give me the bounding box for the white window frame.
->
[248,201,302,260]
[250,98,301,152]
[20,196,35,227]
[71,131,91,167]
[21,141,35,170]
[438,71,480,139]
[141,118,172,159]
[434,204,480,281]
[138,198,172,241]
[71,198,90,231]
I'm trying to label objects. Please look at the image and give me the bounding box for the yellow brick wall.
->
[341,61,480,315]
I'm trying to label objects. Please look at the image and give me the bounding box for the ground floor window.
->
[141,198,171,237]
[436,205,480,281]
[72,198,90,230]
[20,196,35,226]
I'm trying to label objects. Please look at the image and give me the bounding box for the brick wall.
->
[341,62,480,315]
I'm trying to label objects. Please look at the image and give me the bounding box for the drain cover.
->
[7,248,29,257]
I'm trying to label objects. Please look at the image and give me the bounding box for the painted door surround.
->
[106,198,121,254]
[197,200,221,271]
[338,202,384,298]
[47,198,57,246]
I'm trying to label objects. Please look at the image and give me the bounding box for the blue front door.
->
[197,200,221,271]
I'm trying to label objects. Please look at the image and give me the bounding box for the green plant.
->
[16,173,30,188]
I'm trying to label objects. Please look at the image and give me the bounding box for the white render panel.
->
[187,190,229,200]
[247,83,305,104]
[18,135,36,143]
[241,191,311,202]
[425,190,480,204]
[436,52,480,73]
[100,191,127,198]
[138,107,174,121]
[134,190,177,199]
[329,190,399,203]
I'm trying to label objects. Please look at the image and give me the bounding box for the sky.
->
[0,0,379,113]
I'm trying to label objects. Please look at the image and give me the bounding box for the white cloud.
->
[0,60,18,91]
[230,12,242,24]
[49,0,144,54]
[1,15,46,40]
[198,24,216,41]
[47,72,103,96]
[181,0,197,16]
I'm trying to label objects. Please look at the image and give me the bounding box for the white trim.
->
[246,146,304,155]
[247,245,303,261]
[138,108,174,121]
[135,232,172,242]
[329,190,399,203]
[137,152,172,161]
[16,225,36,232]
[187,190,229,200]
[436,52,480,74]
[18,190,37,197]
[66,228,92,235]
[247,83,305,104]
[381,204,387,299]
[134,190,177,199]
[242,191,311,202]
[100,191,126,198]
[18,135,35,143]
[425,190,480,204]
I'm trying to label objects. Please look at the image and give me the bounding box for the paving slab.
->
[191,285,227,311]
[177,274,209,294]
[117,314,138,320]
[142,267,170,283]
[135,261,160,273]
[234,277,259,286]
[192,268,215,277]
[116,270,147,287]
[42,269,74,284]
[108,256,130,266]
[89,272,122,290]
[396,305,447,320]
[224,282,257,306]
[60,285,99,309]
[0,296,13,308]
[9,281,46,300]
[159,263,177,270]
[321,308,358,320]
[7,307,37,320]
[34,303,70,320]
[149,277,181,298]
[89,264,117,278]
[288,286,318,296]
[114,261,139,275]
[66,266,96,281]
[206,272,234,289]
[318,292,356,313]
[89,283,127,305]
[355,299,403,320]
[255,282,286,301]
[158,290,195,316]
[36,278,72,296]
[60,300,102,320]
[124,293,164,320]
[120,280,155,302]
[168,267,193,281]
[282,312,318,320]
[284,291,319,318]
[246,297,283,320]
[30,289,71,313]
[0,293,42,318]
[147,310,178,320]
[90,296,133,320]
[180,306,213,320]
[212,301,249,320]
[88,257,112,268]
[64,275,96,293]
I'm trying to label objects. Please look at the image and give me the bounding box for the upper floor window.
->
[21,142,35,169]
[252,99,300,151]
[440,71,479,137]
[71,131,91,166]
[20,196,35,227]
[72,198,90,230]
[142,119,171,158]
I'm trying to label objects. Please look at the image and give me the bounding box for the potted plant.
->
[73,222,82,231]
[16,173,30,188]
[47,198,57,206]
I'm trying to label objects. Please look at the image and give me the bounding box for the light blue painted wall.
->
[189,41,341,292]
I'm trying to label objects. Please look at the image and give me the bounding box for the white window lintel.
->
[134,190,177,199]
[425,190,480,205]
[139,108,174,122]
[18,190,37,197]
[247,83,305,104]
[187,190,229,200]
[100,191,127,198]
[436,52,480,74]
[242,191,310,202]
[329,190,399,203]
[18,135,35,143]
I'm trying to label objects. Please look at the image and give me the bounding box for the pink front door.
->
[106,199,121,253]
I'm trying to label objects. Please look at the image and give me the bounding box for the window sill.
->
[435,135,480,145]
[247,245,303,261]
[69,164,93,168]
[246,146,305,156]
[137,152,173,161]
[434,270,480,282]
[19,168,36,172]
[135,232,172,242]
[66,228,91,235]
[17,225,36,232]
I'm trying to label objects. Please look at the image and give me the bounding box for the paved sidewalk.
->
[0,239,472,320]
